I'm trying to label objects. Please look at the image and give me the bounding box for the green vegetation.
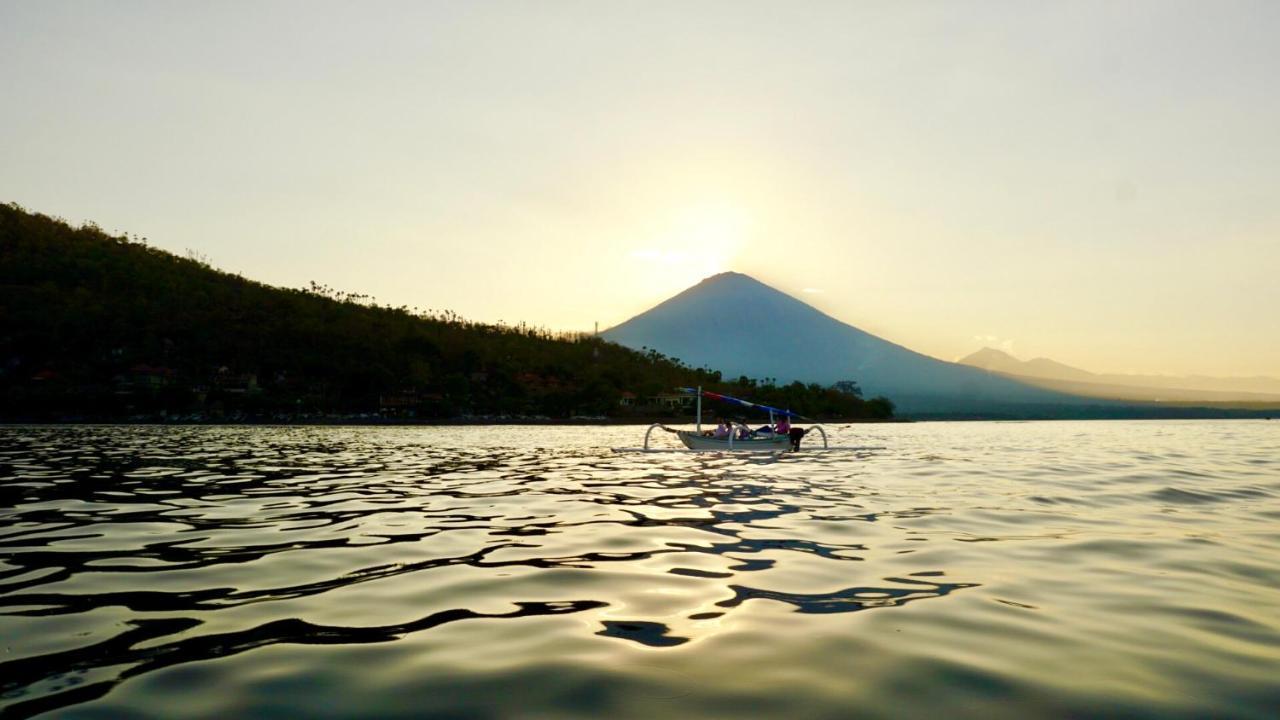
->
[0,203,894,422]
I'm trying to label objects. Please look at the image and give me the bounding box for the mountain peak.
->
[957,346,1280,398]
[703,271,750,282]
[694,271,770,290]
[658,271,799,309]
[960,347,1018,367]
[602,276,1074,414]
[959,348,1097,383]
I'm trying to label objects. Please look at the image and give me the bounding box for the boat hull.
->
[676,430,791,452]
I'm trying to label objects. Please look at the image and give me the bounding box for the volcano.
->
[602,272,1092,416]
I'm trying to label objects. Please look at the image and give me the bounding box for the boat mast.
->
[696,386,702,434]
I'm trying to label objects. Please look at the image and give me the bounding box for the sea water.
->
[1,421,1277,719]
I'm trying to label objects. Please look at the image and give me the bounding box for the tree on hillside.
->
[0,202,893,422]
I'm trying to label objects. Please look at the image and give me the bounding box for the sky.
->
[2,1,1278,379]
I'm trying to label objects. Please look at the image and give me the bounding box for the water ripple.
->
[1,421,1279,719]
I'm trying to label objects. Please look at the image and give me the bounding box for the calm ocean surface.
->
[1,421,1278,719]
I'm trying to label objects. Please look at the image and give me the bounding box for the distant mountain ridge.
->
[959,348,1280,403]
[602,272,1104,416]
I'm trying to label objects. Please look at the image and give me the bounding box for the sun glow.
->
[629,204,750,288]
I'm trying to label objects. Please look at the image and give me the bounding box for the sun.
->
[629,204,750,285]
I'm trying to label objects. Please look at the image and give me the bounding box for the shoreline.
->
[2,412,1269,422]
[0,416,912,427]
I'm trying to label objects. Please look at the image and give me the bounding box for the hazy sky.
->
[3,1,1278,377]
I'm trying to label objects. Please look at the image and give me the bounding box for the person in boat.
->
[737,422,753,440]
[789,425,806,451]
[713,419,730,439]
[775,415,791,436]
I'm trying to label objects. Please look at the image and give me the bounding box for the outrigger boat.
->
[641,386,828,452]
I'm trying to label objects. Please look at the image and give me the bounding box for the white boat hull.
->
[676,430,791,452]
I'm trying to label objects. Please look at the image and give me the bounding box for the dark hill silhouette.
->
[0,204,887,422]
[604,272,1118,416]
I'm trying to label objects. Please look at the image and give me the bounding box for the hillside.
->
[0,204,889,422]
